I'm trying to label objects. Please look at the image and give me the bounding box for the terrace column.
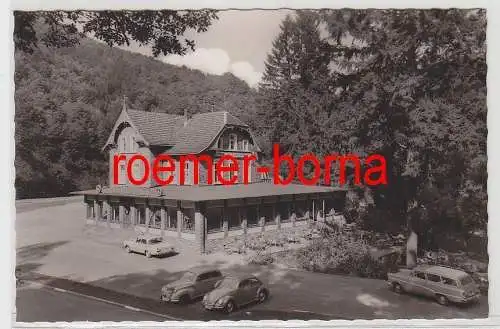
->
[104,199,111,228]
[130,204,137,226]
[290,197,296,227]
[94,201,101,223]
[321,199,326,225]
[145,205,152,232]
[160,207,166,237]
[177,202,182,238]
[274,201,281,230]
[119,204,125,228]
[310,198,315,228]
[194,202,206,254]
[259,199,265,233]
[223,201,229,238]
[85,200,91,220]
[241,199,248,236]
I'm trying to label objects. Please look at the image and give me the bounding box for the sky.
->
[126,10,292,88]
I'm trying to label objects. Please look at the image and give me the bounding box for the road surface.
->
[15,281,338,322]
[16,283,166,322]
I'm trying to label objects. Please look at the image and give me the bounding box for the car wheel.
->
[145,250,152,258]
[257,289,268,303]
[436,294,448,306]
[225,300,236,314]
[393,283,403,294]
[125,246,131,253]
[179,294,191,304]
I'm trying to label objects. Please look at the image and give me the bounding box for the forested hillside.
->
[14,38,259,198]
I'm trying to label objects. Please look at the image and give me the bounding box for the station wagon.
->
[388,265,481,305]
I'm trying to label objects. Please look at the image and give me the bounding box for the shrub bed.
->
[292,232,392,279]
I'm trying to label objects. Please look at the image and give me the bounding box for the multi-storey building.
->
[74,102,346,253]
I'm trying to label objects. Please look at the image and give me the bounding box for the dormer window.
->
[229,134,237,150]
[242,139,249,151]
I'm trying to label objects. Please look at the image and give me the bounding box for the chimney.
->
[184,109,188,127]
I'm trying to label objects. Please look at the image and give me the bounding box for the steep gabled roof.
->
[103,107,259,154]
[127,109,185,146]
[168,111,249,155]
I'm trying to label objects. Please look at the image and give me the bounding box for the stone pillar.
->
[274,203,281,230]
[259,200,265,232]
[104,200,110,227]
[119,204,125,228]
[145,205,151,231]
[94,201,101,223]
[194,202,206,254]
[160,207,166,237]
[322,199,326,222]
[86,202,92,219]
[177,203,182,238]
[130,204,137,226]
[223,201,229,238]
[240,200,247,236]
[310,198,315,228]
[290,199,296,227]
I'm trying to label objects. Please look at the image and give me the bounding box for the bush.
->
[294,232,391,279]
[247,251,274,265]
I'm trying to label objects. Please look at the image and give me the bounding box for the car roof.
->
[416,265,468,280]
[224,274,258,282]
[186,266,221,275]
[136,234,162,239]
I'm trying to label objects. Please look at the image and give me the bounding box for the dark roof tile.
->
[127,109,185,146]
[168,111,248,154]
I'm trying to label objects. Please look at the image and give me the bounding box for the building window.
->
[132,163,143,182]
[119,164,126,185]
[159,160,174,183]
[131,136,137,152]
[242,139,249,151]
[214,159,237,184]
[167,208,177,230]
[137,206,146,225]
[184,162,191,185]
[226,207,240,230]
[246,206,258,227]
[261,204,274,223]
[97,201,104,221]
[229,134,237,150]
[206,206,223,232]
[277,202,290,222]
[111,204,120,223]
[295,200,307,221]
[182,208,194,232]
[128,136,134,153]
[150,207,161,228]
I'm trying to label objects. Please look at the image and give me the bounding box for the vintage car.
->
[387,265,480,305]
[160,267,223,304]
[202,275,269,313]
[122,235,176,258]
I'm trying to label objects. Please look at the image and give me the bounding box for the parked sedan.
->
[161,267,223,304]
[388,265,480,305]
[202,275,269,313]
[122,235,176,258]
